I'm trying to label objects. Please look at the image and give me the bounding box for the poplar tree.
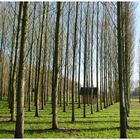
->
[15,2,29,138]
[52,2,61,129]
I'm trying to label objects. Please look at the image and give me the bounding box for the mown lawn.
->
[0,99,140,138]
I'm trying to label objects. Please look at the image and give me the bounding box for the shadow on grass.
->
[0,129,14,134]
[128,126,140,130]
[0,126,119,136]
[80,127,120,132]
[0,128,80,135]
[0,115,10,118]
[24,114,52,118]
[26,128,80,133]
[128,120,140,123]
[129,115,140,118]
[25,119,120,125]
[59,120,119,124]
[25,121,51,124]
[59,115,119,119]
[0,120,15,124]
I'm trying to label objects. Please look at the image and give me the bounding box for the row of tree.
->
[0,2,134,138]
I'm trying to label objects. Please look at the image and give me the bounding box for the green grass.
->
[0,99,140,138]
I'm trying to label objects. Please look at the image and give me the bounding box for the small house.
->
[80,87,98,104]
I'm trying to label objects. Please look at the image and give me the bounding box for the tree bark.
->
[117,2,127,138]
[52,2,61,129]
[11,2,23,121]
[15,2,29,138]
[8,2,16,115]
[27,3,36,112]
[72,2,78,123]
[96,2,99,112]
[90,3,94,114]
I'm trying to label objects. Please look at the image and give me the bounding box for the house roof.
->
[80,87,98,95]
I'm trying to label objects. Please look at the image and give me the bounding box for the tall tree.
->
[78,3,82,109]
[8,3,16,120]
[83,2,89,118]
[15,2,29,138]
[35,3,46,116]
[27,3,36,112]
[41,3,49,110]
[90,2,94,113]
[100,7,103,110]
[63,2,70,112]
[72,2,78,122]
[46,41,51,103]
[58,5,64,107]
[117,2,127,138]
[11,2,23,121]
[52,2,61,129]
[96,2,99,112]
[124,2,131,116]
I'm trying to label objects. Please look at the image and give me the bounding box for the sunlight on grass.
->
[0,99,140,138]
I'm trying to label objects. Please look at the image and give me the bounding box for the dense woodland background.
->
[0,1,139,138]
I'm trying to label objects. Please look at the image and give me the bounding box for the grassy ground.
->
[0,99,140,138]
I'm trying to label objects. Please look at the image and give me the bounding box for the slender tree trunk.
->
[47,45,51,103]
[63,2,70,112]
[11,2,23,121]
[35,3,45,116]
[96,2,99,112]
[83,2,89,118]
[66,69,69,106]
[15,2,29,138]
[117,2,127,138]
[52,2,61,129]
[27,3,36,112]
[100,15,103,110]
[124,3,130,116]
[59,8,64,107]
[78,3,82,109]
[72,2,78,123]
[90,3,94,114]
[8,3,16,110]
[41,3,48,110]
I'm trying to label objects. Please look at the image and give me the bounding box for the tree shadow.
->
[24,127,119,134]
[0,127,119,137]
[0,115,10,119]
[0,120,15,124]
[25,128,80,134]
[129,116,140,118]
[59,120,119,124]
[0,129,14,134]
[80,127,120,132]
[60,115,119,119]
[128,126,140,130]
[128,120,140,123]
[25,121,51,124]
[0,128,80,136]
[24,115,51,118]
[0,120,13,123]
